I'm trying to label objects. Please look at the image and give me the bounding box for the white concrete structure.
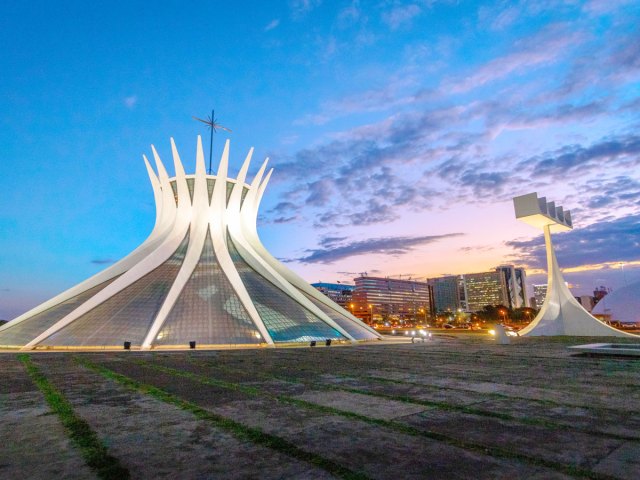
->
[592,280,640,325]
[513,193,635,337]
[0,137,380,349]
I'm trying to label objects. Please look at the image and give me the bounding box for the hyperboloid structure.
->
[0,137,380,350]
[513,192,635,337]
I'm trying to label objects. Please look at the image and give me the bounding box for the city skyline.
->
[1,1,639,319]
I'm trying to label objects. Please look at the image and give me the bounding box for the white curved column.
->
[22,148,191,349]
[141,138,206,349]
[208,140,274,344]
[241,167,380,338]
[519,225,636,337]
[231,167,356,341]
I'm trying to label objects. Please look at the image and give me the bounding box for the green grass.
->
[134,357,619,480]
[186,355,639,442]
[17,354,130,480]
[76,356,370,480]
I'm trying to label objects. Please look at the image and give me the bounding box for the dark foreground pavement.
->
[1,335,639,479]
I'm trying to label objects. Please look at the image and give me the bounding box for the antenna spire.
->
[192,109,232,174]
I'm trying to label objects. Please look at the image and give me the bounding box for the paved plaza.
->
[1,334,639,479]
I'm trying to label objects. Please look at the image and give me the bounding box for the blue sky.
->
[1,0,639,319]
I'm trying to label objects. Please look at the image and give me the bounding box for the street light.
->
[369,304,373,323]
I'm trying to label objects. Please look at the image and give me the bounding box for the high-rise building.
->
[429,269,524,313]
[533,284,548,309]
[311,283,354,309]
[576,295,595,312]
[461,271,509,312]
[429,276,460,313]
[495,265,529,309]
[352,276,432,324]
[515,267,528,307]
[593,286,610,305]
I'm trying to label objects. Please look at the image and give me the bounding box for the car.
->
[443,324,455,329]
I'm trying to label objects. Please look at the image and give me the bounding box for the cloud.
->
[269,201,299,215]
[319,236,348,247]
[526,133,640,178]
[264,19,280,31]
[305,177,334,206]
[506,214,640,270]
[382,4,421,30]
[123,95,137,109]
[449,26,581,94]
[338,1,361,26]
[582,0,637,15]
[266,20,640,234]
[294,75,417,125]
[489,6,520,30]
[91,258,115,265]
[290,0,321,19]
[273,216,298,224]
[432,132,640,205]
[585,176,640,210]
[293,233,464,264]
[459,171,510,196]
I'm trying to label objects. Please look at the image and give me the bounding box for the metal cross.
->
[193,110,232,174]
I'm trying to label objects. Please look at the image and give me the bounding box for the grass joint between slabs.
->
[75,356,370,480]
[17,354,130,480]
[137,355,620,480]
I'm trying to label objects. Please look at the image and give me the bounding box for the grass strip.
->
[137,357,617,480]
[76,357,370,480]
[223,351,640,404]
[185,355,640,442]
[17,354,130,480]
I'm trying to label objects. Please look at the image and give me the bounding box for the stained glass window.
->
[155,231,262,346]
[227,235,345,342]
[0,277,120,348]
[40,232,190,347]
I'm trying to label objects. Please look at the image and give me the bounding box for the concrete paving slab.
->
[296,389,430,420]
[402,408,623,469]
[593,442,640,480]
[38,358,337,480]
[0,360,95,480]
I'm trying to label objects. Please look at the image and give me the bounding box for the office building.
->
[429,276,460,313]
[533,284,548,309]
[496,265,529,309]
[352,276,432,324]
[461,271,509,312]
[312,283,354,309]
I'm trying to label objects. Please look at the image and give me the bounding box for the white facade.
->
[0,137,380,349]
